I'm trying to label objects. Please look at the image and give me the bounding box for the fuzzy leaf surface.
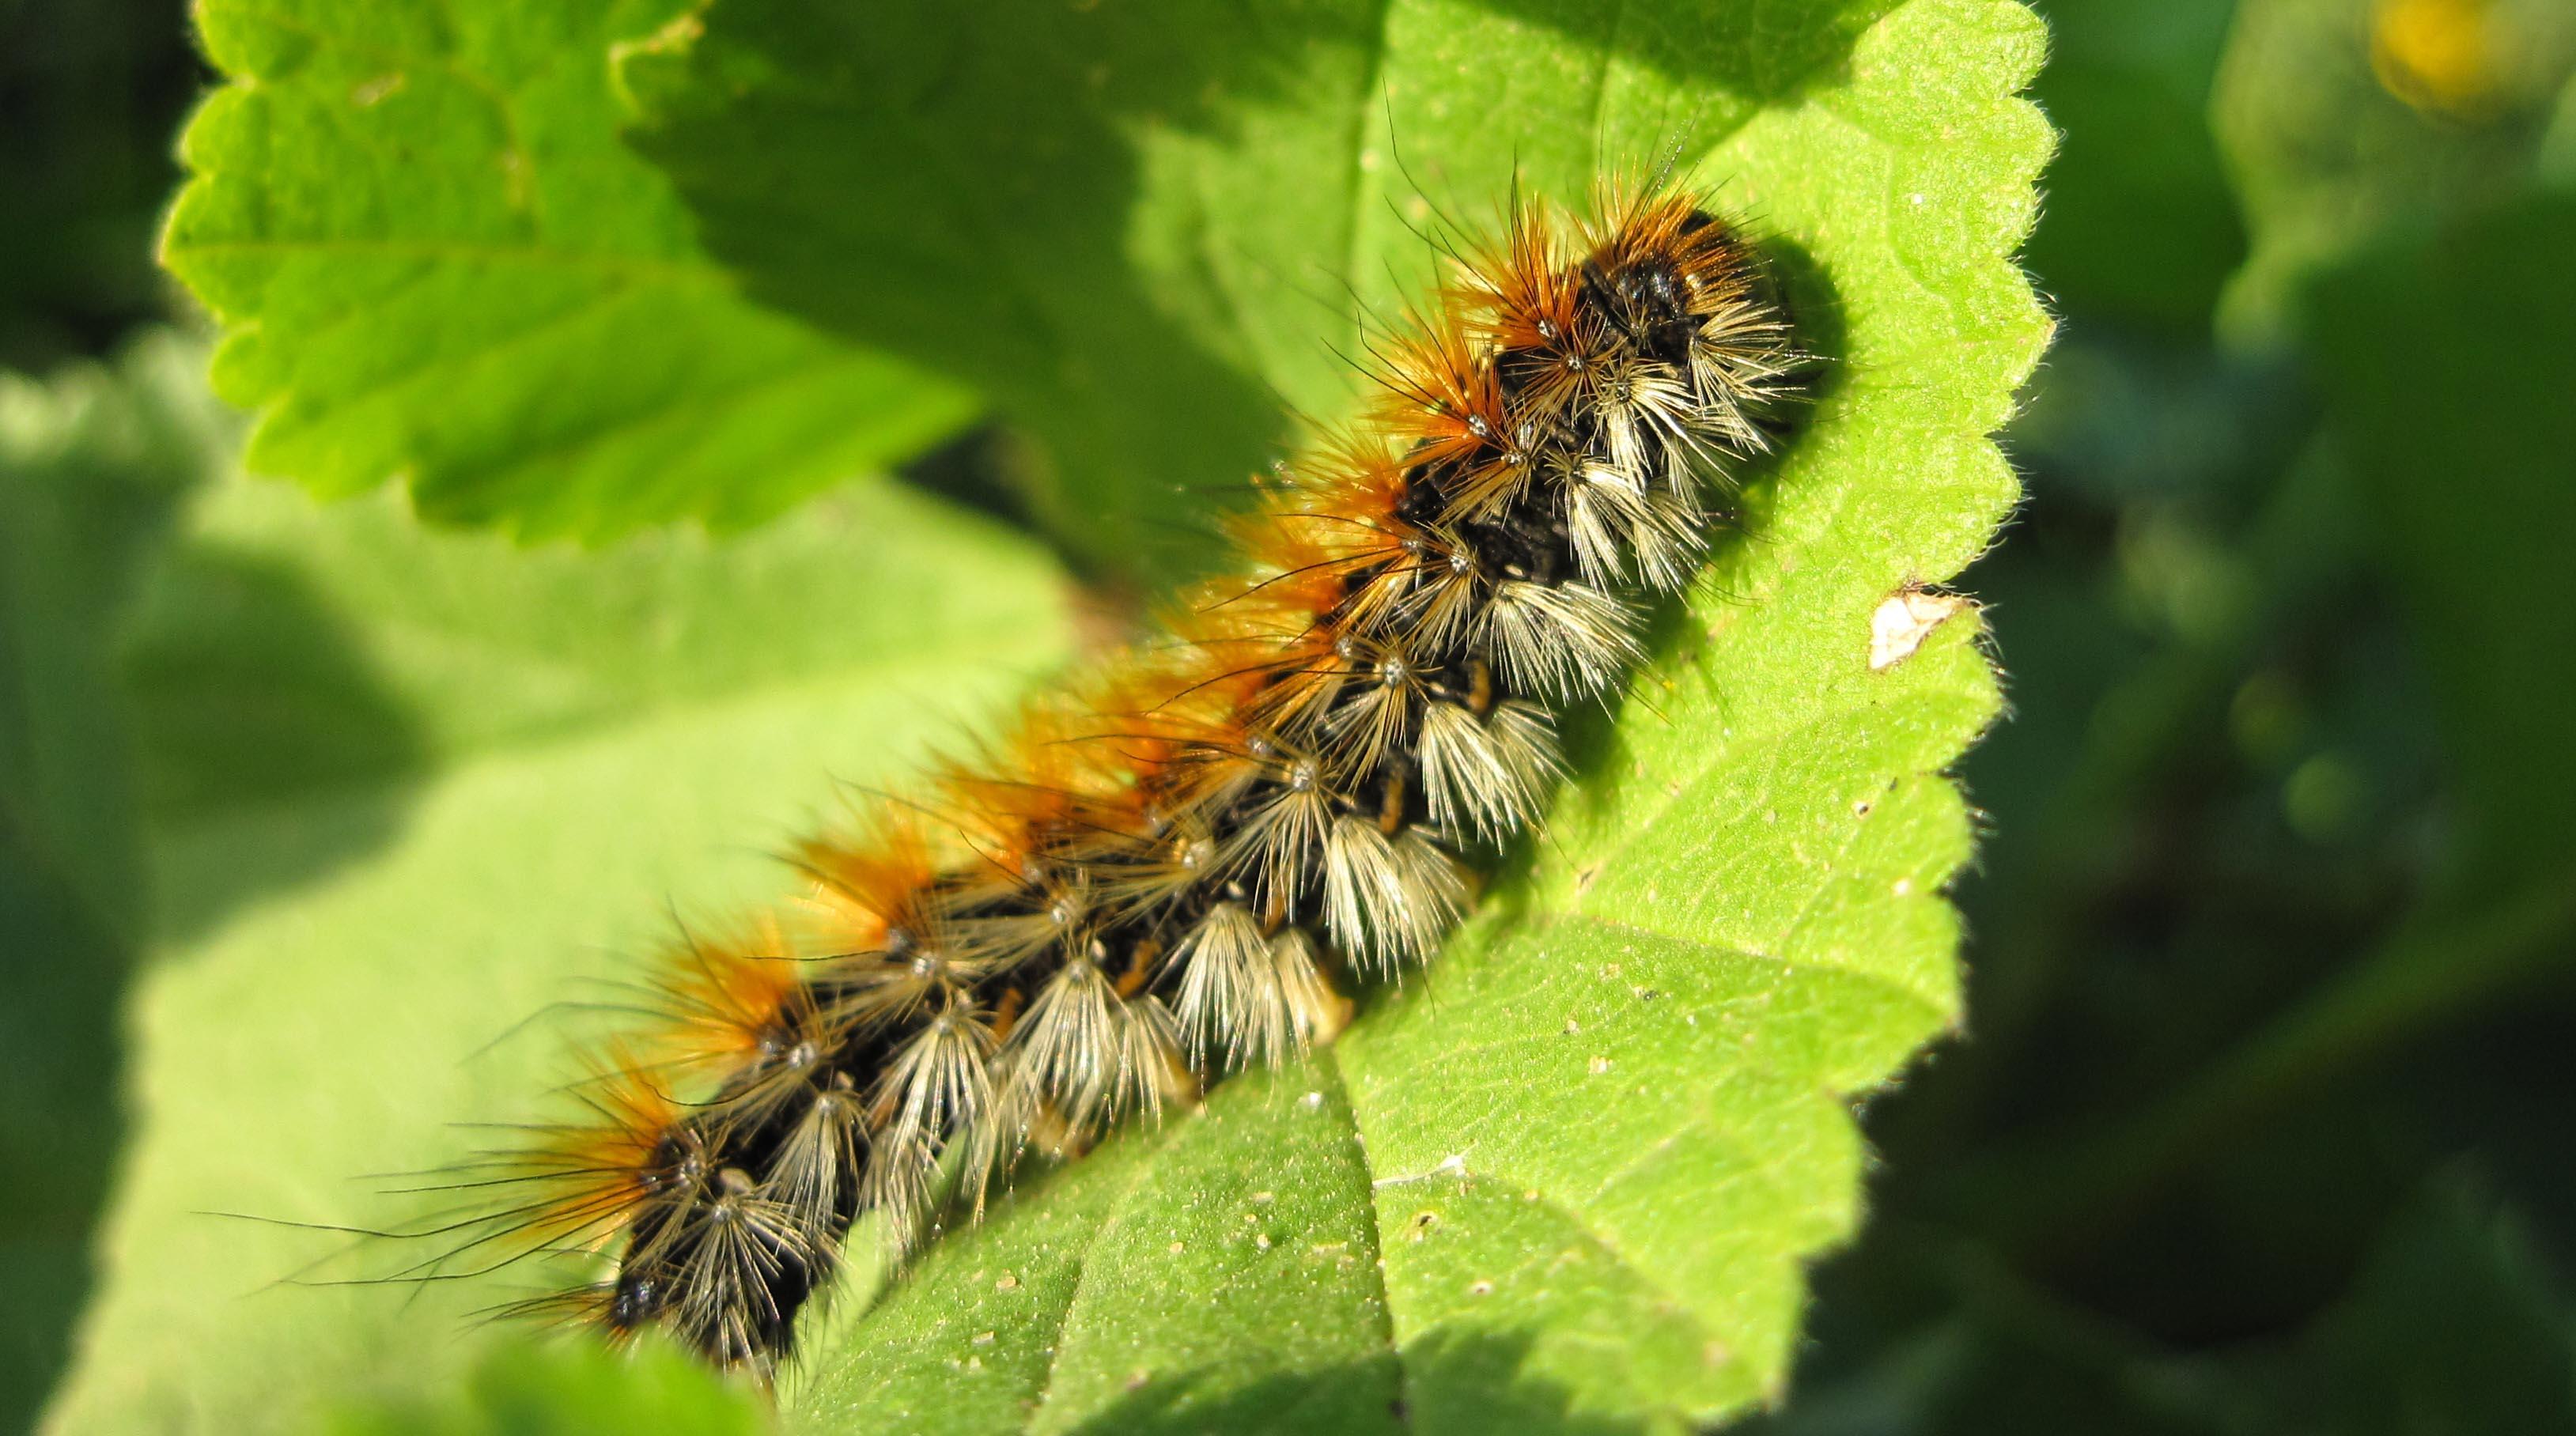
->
[624,0,2048,1430]
[161,0,978,537]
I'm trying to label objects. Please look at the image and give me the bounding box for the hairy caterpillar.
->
[456,178,1799,1375]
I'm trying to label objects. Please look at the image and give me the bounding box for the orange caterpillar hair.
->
[469,179,1799,1374]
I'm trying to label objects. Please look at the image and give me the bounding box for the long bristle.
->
[459,175,1801,1377]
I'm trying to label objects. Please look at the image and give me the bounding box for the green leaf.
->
[40,454,1072,1431]
[323,1340,766,1436]
[162,0,980,538]
[629,0,2043,1428]
[618,0,1979,573]
[0,335,232,944]
[54,2,2045,1430]
[0,336,233,1436]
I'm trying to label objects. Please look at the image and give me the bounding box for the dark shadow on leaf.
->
[0,346,210,1430]
[2,489,426,1427]
[1465,0,1898,123]
[119,541,429,947]
[622,0,1322,577]
[1753,234,1852,413]
[0,840,134,1434]
[623,0,1890,581]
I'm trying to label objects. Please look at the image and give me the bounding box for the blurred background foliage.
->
[1750,1,2576,1432]
[3,0,2574,1430]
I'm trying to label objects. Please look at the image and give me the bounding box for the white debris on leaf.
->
[1870,587,1971,671]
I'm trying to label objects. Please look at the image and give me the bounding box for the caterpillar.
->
[456,176,1799,1377]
